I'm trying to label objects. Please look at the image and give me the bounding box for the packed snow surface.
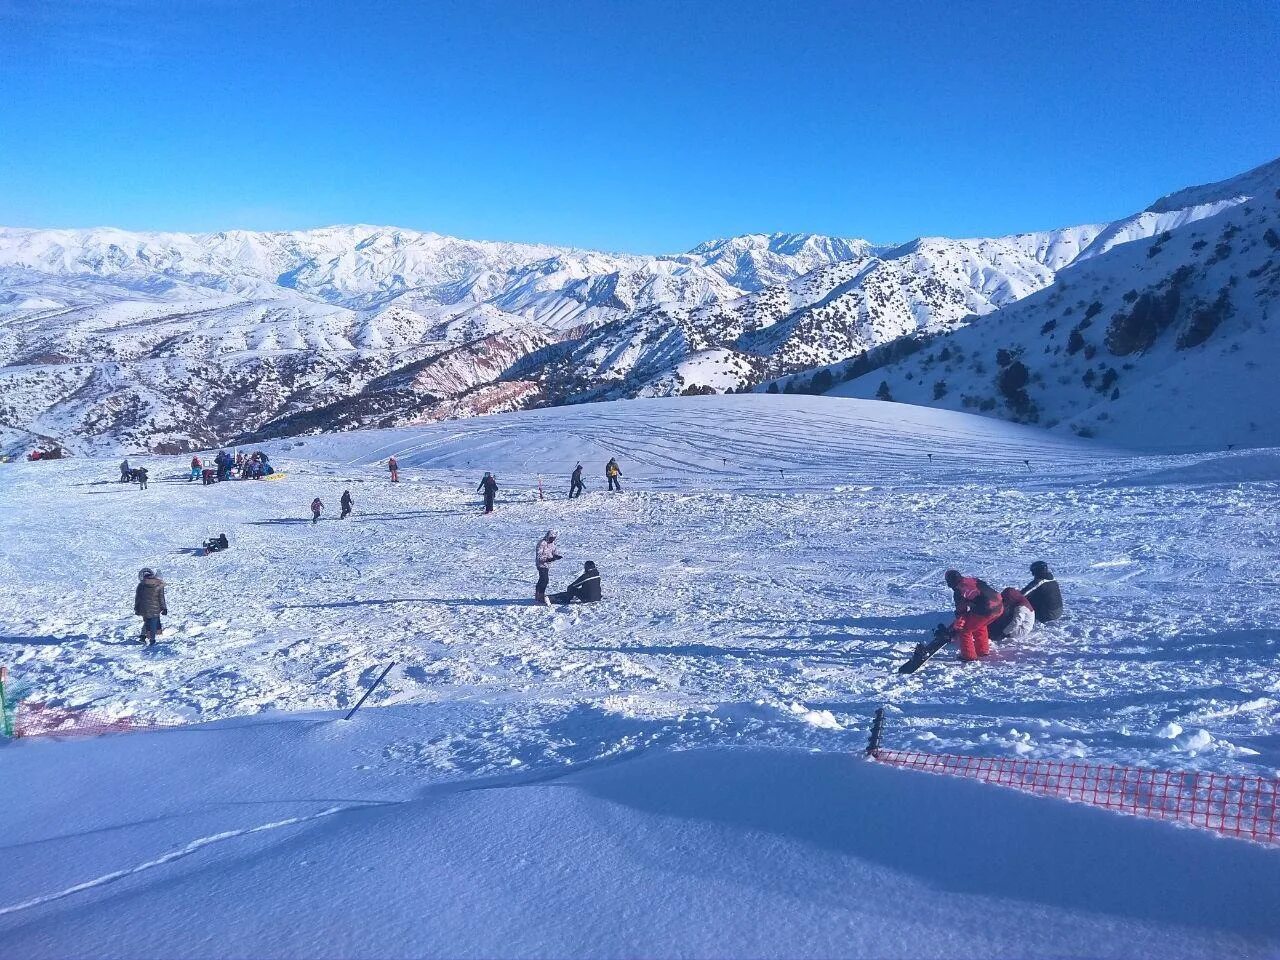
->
[2,394,1278,957]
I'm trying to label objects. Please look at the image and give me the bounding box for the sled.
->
[262,472,288,481]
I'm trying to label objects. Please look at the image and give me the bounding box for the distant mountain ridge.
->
[0,156,1275,453]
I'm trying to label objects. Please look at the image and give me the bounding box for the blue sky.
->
[1,0,1277,253]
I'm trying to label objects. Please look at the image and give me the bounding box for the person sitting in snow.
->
[988,587,1036,642]
[203,533,230,554]
[945,569,1003,662]
[134,568,168,646]
[549,561,602,605]
[535,530,562,605]
[1022,561,1063,623]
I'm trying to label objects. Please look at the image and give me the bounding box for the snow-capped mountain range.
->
[0,156,1276,452]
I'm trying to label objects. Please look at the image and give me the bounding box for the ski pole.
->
[343,662,395,721]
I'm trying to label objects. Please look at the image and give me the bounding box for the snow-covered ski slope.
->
[2,394,1275,774]
[2,394,1279,957]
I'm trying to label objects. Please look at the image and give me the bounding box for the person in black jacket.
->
[340,489,354,519]
[569,463,585,499]
[478,472,498,514]
[550,561,602,604]
[134,568,168,646]
[1022,561,1063,622]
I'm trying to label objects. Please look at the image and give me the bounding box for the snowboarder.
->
[311,497,324,524]
[549,560,602,605]
[340,489,354,519]
[1022,561,1064,623]
[134,568,168,646]
[388,456,399,483]
[135,466,149,490]
[945,569,1003,662]
[478,472,498,514]
[988,587,1036,642]
[569,462,585,499]
[189,456,202,482]
[606,457,623,492]
[119,458,130,482]
[535,530,562,604]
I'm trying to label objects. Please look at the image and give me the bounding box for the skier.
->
[119,458,130,482]
[134,568,168,646]
[388,455,399,483]
[340,489,354,519]
[944,569,1003,662]
[569,462,585,499]
[535,529,562,605]
[311,497,324,524]
[136,466,149,490]
[1022,561,1064,623]
[988,587,1036,642]
[189,456,202,482]
[606,457,623,492]
[478,472,498,514]
[549,560,602,605]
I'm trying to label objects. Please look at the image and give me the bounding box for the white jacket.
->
[999,604,1036,641]
[535,539,559,569]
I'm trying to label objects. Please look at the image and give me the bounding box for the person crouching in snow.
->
[311,497,323,524]
[550,561,602,605]
[945,569,1003,661]
[988,587,1035,642]
[1023,560,1063,623]
[134,568,168,646]
[535,530,562,605]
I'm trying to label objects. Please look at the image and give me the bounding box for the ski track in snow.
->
[1,396,1278,782]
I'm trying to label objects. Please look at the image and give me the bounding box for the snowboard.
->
[897,624,953,675]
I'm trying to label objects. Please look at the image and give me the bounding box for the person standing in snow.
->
[119,458,131,482]
[569,462,585,499]
[478,472,498,514]
[549,560,602,604]
[340,489,354,519]
[388,456,399,483]
[136,466,149,490]
[1022,561,1063,623]
[311,497,324,524]
[987,587,1036,642]
[189,456,202,482]
[134,568,168,646]
[606,457,623,492]
[535,530,563,605]
[945,569,1003,662]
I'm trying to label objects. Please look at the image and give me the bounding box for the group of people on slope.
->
[197,450,273,483]
[474,458,625,514]
[310,489,355,523]
[118,459,149,487]
[534,530,602,606]
[944,561,1063,661]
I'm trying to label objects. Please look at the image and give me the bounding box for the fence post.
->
[343,662,395,721]
[865,707,885,758]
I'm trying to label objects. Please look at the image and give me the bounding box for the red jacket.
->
[1001,587,1033,611]
[952,577,1002,617]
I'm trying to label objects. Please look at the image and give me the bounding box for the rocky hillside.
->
[831,161,1280,449]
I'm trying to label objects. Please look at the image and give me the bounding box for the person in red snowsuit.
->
[945,569,1003,661]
